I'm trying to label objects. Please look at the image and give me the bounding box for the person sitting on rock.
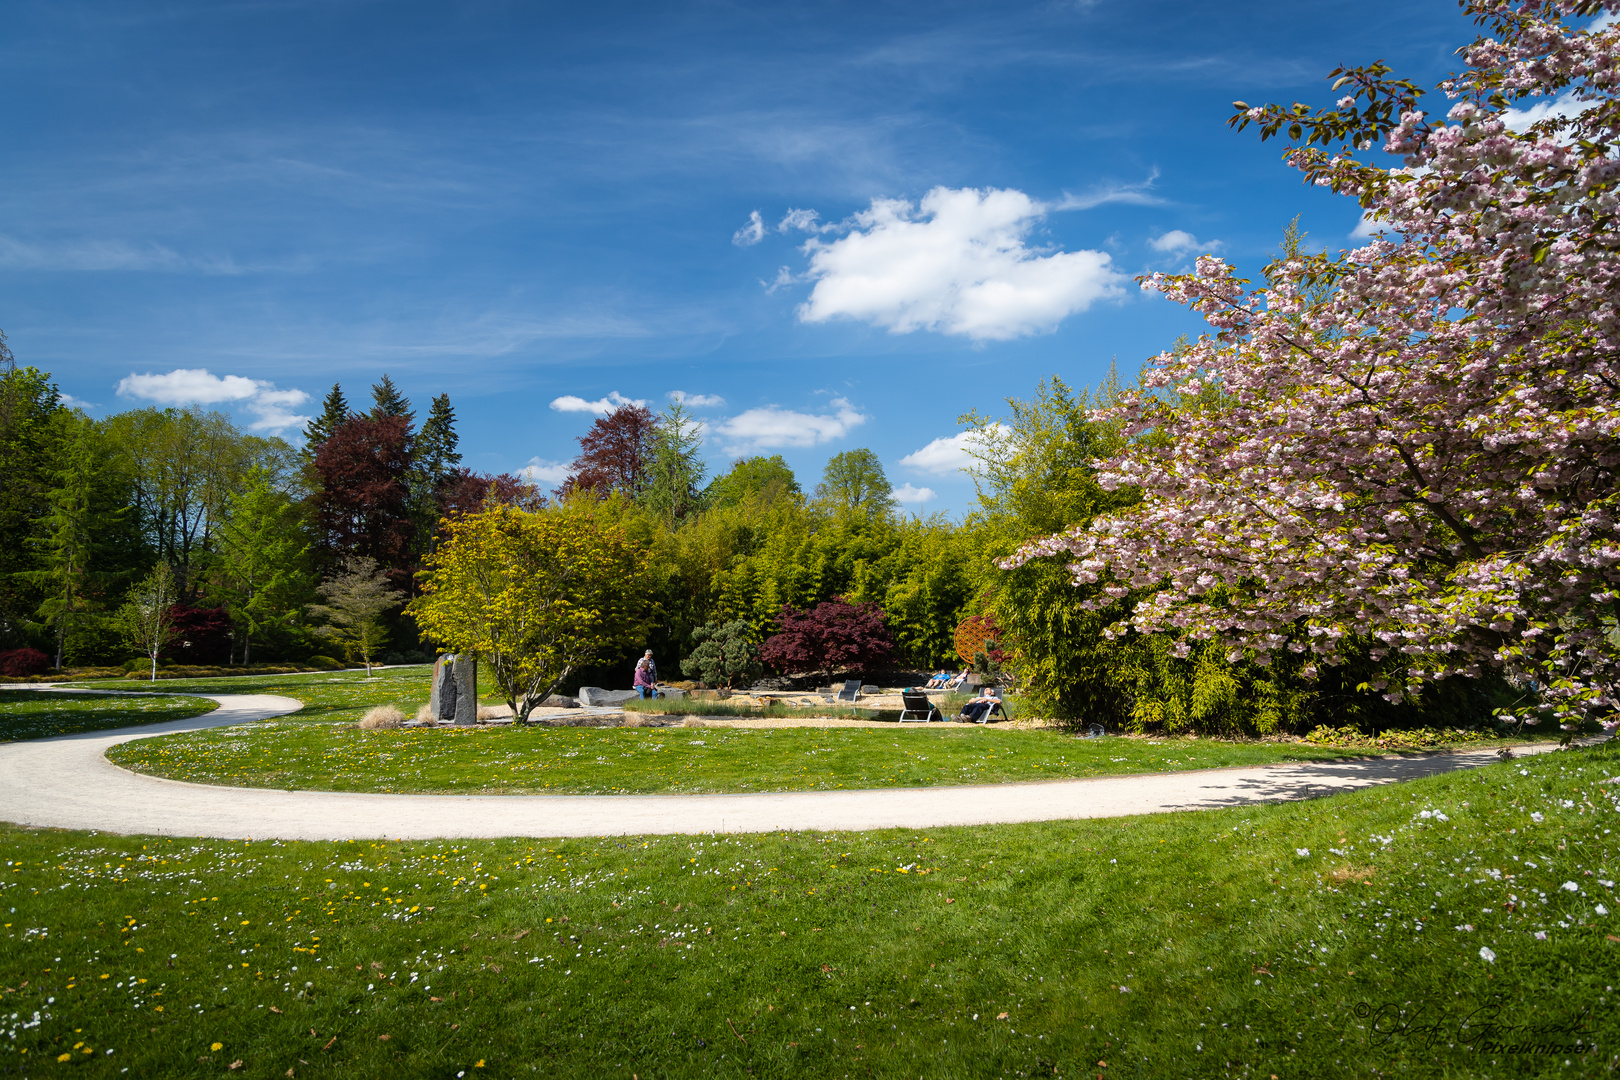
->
[633,650,658,699]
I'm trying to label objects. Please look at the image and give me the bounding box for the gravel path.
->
[0,690,1565,841]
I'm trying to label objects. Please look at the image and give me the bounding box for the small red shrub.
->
[0,647,52,677]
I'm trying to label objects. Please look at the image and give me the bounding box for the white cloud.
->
[521,457,572,485]
[116,367,310,433]
[1593,9,1617,31]
[712,396,867,450]
[549,391,648,416]
[899,425,1009,475]
[1502,90,1596,132]
[57,392,97,410]
[796,186,1126,341]
[1052,168,1165,211]
[778,208,823,233]
[763,266,797,294]
[732,211,766,247]
[1149,229,1218,255]
[891,483,936,504]
[670,391,726,408]
[1350,211,1388,239]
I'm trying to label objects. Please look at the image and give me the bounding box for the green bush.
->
[307,655,344,671]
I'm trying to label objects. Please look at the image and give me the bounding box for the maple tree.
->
[410,504,650,722]
[760,598,895,678]
[1012,0,1620,731]
[309,413,416,584]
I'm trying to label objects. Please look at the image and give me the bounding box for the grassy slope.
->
[1,742,1615,1078]
[0,690,217,743]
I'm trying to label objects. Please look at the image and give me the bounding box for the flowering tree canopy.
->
[1011,0,1620,727]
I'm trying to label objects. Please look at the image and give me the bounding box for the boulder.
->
[577,686,639,707]
[452,654,478,725]
[541,694,579,709]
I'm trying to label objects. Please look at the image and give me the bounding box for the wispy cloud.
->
[115,367,311,432]
[796,186,1125,341]
[1053,169,1165,211]
[549,390,648,415]
[1501,90,1596,132]
[732,210,767,246]
[711,397,867,450]
[670,390,726,408]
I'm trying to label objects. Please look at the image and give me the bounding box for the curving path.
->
[0,690,1567,841]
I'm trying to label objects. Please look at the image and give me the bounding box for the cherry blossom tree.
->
[1011,0,1620,733]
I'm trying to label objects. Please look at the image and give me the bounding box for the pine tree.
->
[643,399,706,524]
[417,393,462,485]
[23,415,107,668]
[301,384,350,460]
[369,375,414,423]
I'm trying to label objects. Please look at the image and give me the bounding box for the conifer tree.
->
[301,384,350,460]
[369,374,414,423]
[417,393,462,487]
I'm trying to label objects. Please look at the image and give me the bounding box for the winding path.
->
[0,690,1564,841]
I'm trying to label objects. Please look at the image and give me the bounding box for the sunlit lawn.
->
[2,742,1615,1077]
[0,690,217,743]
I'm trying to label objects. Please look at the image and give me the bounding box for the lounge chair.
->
[835,680,862,703]
[968,688,1010,725]
[898,690,942,723]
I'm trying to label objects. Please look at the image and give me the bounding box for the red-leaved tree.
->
[760,599,895,678]
[439,469,547,520]
[555,404,658,499]
[310,414,416,585]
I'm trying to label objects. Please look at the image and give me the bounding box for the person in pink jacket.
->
[633,650,658,699]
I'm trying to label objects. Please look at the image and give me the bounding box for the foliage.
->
[438,469,547,518]
[704,454,801,510]
[679,619,763,688]
[309,414,416,585]
[760,598,896,677]
[307,554,403,675]
[1015,1,1620,734]
[368,373,414,422]
[410,503,652,721]
[813,448,893,520]
[103,406,291,598]
[0,364,66,648]
[300,383,350,461]
[0,646,50,677]
[209,468,315,664]
[643,399,707,524]
[166,604,235,666]
[556,403,658,499]
[117,562,181,682]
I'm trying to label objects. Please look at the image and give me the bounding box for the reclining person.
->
[924,669,950,689]
[958,690,1001,724]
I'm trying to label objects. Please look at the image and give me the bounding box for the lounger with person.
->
[898,690,943,723]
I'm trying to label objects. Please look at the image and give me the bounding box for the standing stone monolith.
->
[452,653,478,725]
[429,654,458,723]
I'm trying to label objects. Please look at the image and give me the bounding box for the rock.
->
[861,685,879,695]
[577,686,638,707]
[429,655,458,723]
[452,654,478,725]
[660,686,686,699]
[541,694,579,709]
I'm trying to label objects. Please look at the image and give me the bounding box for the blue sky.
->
[1,0,1476,515]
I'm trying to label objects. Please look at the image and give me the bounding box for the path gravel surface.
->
[0,689,1565,841]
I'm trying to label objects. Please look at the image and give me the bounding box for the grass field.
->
[2,740,1615,1077]
[0,690,218,743]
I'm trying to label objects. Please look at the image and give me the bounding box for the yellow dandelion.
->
[211,1042,223,1051]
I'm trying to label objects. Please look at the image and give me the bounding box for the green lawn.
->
[2,741,1615,1077]
[0,690,218,743]
[108,721,1374,795]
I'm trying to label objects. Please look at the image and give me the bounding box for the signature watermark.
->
[1356,999,1593,1056]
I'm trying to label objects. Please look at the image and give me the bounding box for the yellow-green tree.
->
[410,503,650,722]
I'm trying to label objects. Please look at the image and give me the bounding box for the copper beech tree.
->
[1012,0,1620,731]
[409,504,650,723]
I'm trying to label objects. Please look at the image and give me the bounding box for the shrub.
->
[680,620,763,689]
[0,648,51,677]
[760,599,895,677]
[357,705,405,729]
[307,656,344,671]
